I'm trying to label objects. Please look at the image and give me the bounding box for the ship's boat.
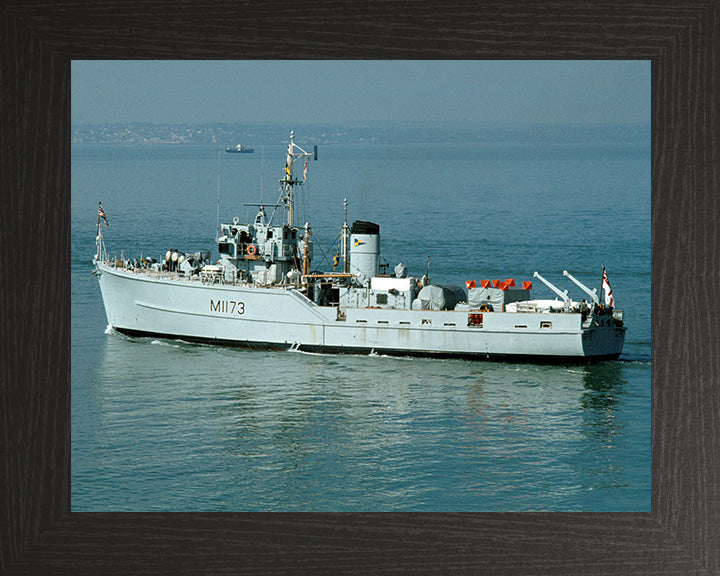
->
[93,132,625,362]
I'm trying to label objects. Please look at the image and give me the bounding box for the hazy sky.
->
[72,60,649,125]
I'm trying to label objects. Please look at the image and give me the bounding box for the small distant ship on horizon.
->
[225,144,254,154]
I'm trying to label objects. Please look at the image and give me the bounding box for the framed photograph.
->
[2,2,717,574]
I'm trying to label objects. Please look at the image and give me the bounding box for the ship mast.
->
[341,198,350,273]
[302,222,311,284]
[279,130,313,228]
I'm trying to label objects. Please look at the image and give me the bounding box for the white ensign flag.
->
[602,267,614,307]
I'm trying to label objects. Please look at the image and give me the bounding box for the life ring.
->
[246,244,257,256]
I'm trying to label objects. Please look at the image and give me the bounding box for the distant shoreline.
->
[71,122,650,146]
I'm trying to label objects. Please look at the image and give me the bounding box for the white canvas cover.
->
[468,287,530,311]
[411,284,466,311]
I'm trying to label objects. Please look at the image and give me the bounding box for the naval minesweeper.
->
[93,131,626,362]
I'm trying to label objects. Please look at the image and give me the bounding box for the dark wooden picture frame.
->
[1,2,718,574]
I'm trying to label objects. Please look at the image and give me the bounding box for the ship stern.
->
[581,322,626,360]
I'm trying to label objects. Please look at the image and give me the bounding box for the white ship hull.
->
[96,263,625,362]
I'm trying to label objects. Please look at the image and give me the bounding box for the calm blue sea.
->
[71,134,650,511]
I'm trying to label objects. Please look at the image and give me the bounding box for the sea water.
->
[71,135,650,511]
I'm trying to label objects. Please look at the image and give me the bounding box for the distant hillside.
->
[71,122,650,146]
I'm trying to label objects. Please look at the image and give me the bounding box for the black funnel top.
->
[351,220,379,235]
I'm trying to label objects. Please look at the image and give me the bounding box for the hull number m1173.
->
[210,299,245,315]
